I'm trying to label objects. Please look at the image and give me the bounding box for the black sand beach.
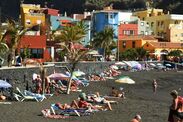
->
[0,70,183,122]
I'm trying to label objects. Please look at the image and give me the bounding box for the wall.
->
[0,62,114,89]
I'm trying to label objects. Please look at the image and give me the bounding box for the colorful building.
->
[20,4,45,28]
[118,35,158,52]
[133,8,183,43]
[92,6,132,39]
[133,8,164,21]
[118,23,138,40]
[18,35,50,62]
[143,41,183,60]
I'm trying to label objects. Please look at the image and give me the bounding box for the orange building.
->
[118,35,158,52]
[143,42,183,60]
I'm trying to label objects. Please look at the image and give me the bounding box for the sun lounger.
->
[23,90,46,102]
[15,87,39,102]
[50,104,91,116]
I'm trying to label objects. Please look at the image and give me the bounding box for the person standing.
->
[152,79,158,93]
[168,90,179,122]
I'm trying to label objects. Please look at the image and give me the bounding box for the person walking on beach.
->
[130,114,142,122]
[152,79,158,93]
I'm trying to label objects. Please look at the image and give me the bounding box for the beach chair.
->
[23,90,46,102]
[16,87,39,102]
[13,93,22,101]
[50,104,81,116]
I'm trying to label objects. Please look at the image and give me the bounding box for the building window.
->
[109,14,113,19]
[175,20,178,24]
[132,41,136,48]
[141,22,144,26]
[105,14,108,19]
[145,31,148,35]
[151,22,154,27]
[30,48,44,58]
[181,33,183,37]
[129,30,134,35]
[122,41,126,48]
[141,31,144,35]
[157,21,160,26]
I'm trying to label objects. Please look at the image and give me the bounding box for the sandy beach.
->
[0,70,183,122]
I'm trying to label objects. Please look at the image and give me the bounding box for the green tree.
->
[136,47,149,60]
[4,19,28,66]
[92,27,115,59]
[56,21,88,94]
[119,48,138,61]
[168,50,182,57]
[0,31,9,65]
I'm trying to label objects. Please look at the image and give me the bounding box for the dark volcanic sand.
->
[0,70,183,122]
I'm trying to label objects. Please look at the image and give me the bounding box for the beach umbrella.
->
[72,70,86,77]
[115,76,135,84]
[0,80,12,88]
[48,73,69,80]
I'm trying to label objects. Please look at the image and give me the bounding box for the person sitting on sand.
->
[168,90,180,122]
[130,114,142,122]
[111,87,125,98]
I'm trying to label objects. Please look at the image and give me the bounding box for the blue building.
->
[92,7,132,40]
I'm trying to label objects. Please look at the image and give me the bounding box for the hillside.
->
[0,0,183,21]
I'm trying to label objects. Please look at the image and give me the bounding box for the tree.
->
[136,47,148,60]
[0,31,9,65]
[119,48,138,61]
[91,27,115,59]
[56,21,88,94]
[0,31,9,56]
[3,19,28,66]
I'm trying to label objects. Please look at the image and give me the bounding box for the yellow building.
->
[20,4,45,28]
[143,41,183,60]
[119,35,158,52]
[133,8,183,43]
[133,8,164,21]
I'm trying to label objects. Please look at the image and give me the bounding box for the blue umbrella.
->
[0,80,12,89]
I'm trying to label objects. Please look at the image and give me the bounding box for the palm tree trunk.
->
[66,62,76,94]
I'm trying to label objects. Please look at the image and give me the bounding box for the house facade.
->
[118,35,158,52]
[92,6,132,40]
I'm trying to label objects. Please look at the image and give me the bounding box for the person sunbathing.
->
[87,92,118,104]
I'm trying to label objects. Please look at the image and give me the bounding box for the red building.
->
[118,23,138,40]
[18,35,51,62]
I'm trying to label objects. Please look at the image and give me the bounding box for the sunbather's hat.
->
[170,90,178,96]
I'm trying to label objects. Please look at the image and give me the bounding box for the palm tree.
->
[0,31,9,65]
[56,21,88,94]
[4,19,28,66]
[92,27,115,59]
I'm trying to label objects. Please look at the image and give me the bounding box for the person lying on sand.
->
[87,92,118,104]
